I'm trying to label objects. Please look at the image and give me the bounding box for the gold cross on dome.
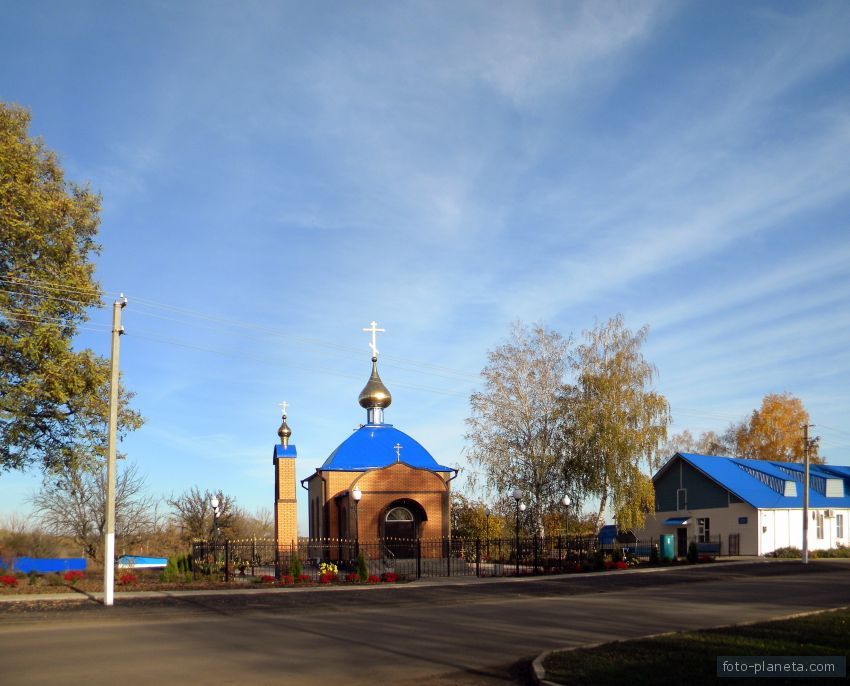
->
[278,400,288,416]
[394,443,403,462]
[362,320,385,359]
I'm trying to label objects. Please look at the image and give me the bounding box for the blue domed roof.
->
[321,423,453,472]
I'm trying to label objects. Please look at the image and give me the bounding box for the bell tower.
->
[273,402,298,546]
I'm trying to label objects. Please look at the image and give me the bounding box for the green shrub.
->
[160,557,179,582]
[769,546,802,558]
[289,555,302,579]
[814,545,850,559]
[27,570,39,586]
[356,551,369,582]
[611,548,624,563]
[592,549,606,571]
[687,541,698,564]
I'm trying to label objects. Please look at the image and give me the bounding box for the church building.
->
[273,323,456,549]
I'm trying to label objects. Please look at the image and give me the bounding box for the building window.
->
[837,514,844,540]
[385,506,414,522]
[676,488,687,511]
[697,517,710,543]
[816,514,824,540]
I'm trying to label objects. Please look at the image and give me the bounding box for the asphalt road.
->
[2,562,849,685]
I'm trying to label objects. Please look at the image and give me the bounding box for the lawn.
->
[543,608,850,685]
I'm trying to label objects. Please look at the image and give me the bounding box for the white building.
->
[638,453,850,557]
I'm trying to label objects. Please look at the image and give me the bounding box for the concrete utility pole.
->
[802,423,812,565]
[104,294,127,606]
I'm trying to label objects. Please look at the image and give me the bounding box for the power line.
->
[0,274,107,300]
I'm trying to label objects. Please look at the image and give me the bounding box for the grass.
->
[543,608,850,686]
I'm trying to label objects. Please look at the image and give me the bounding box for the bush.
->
[687,541,699,564]
[259,575,276,583]
[345,572,359,582]
[64,570,84,585]
[356,551,369,582]
[27,570,39,586]
[279,574,294,585]
[769,546,802,559]
[592,549,606,571]
[367,574,380,583]
[611,548,624,563]
[297,574,311,584]
[319,573,337,584]
[649,544,659,564]
[813,545,850,559]
[289,555,302,579]
[160,557,179,582]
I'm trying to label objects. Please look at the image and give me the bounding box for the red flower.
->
[381,572,398,583]
[297,574,312,584]
[0,575,17,587]
[614,561,628,570]
[319,573,338,584]
[119,573,137,585]
[280,575,294,585]
[64,571,84,583]
[345,572,359,582]
[367,575,380,584]
[260,575,276,583]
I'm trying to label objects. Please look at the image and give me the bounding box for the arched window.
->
[385,506,414,522]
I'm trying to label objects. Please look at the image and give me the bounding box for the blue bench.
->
[696,542,720,555]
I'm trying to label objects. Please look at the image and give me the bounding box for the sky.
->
[2,1,850,535]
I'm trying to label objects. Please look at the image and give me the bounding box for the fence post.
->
[447,539,451,577]
[533,534,538,574]
[476,538,481,578]
[558,535,562,572]
[224,540,230,582]
[416,538,422,580]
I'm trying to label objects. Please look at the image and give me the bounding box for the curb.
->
[529,605,850,685]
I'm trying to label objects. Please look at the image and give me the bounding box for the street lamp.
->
[562,495,572,564]
[210,495,221,558]
[512,488,525,575]
[352,487,362,557]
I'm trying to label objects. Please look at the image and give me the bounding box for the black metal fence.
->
[191,533,728,582]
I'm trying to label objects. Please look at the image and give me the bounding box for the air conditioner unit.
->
[824,510,835,518]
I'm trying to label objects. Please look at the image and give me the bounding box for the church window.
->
[386,506,414,522]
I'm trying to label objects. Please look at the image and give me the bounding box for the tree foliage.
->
[0,102,141,472]
[30,461,155,561]
[663,429,728,458]
[466,324,580,534]
[731,392,820,463]
[565,315,670,531]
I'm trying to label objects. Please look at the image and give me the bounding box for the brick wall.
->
[274,456,298,546]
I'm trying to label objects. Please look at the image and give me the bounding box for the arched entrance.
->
[381,498,426,558]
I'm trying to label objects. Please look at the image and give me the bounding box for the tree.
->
[732,393,820,463]
[450,492,507,539]
[30,461,155,561]
[0,102,141,473]
[663,429,729,457]
[565,315,670,532]
[168,487,238,543]
[466,324,579,536]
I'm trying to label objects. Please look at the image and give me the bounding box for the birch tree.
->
[566,315,670,532]
[466,323,581,535]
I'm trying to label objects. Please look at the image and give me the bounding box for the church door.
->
[384,506,416,558]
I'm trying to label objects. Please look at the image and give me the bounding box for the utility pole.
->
[104,294,127,606]
[802,423,812,565]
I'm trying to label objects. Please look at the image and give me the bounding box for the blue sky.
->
[2,1,850,534]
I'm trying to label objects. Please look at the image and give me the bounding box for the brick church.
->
[273,323,456,549]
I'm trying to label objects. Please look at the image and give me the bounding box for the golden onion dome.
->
[358,358,392,409]
[277,416,292,445]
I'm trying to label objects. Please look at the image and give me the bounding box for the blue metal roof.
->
[663,517,691,526]
[321,423,453,472]
[665,453,850,509]
[273,444,298,459]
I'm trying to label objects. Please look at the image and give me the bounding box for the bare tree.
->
[29,461,155,561]
[466,323,579,535]
[167,487,237,543]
